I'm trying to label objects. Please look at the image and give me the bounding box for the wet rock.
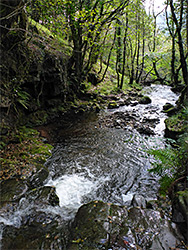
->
[23,186,59,207]
[163,103,178,116]
[131,194,147,208]
[1,187,61,250]
[163,103,174,111]
[151,222,184,250]
[119,99,126,106]
[108,101,119,109]
[99,110,157,136]
[139,96,152,104]
[28,167,49,189]
[129,100,139,106]
[69,200,183,250]
[137,126,155,135]
[142,116,160,124]
[0,179,28,208]
[69,201,129,250]
[171,189,188,242]
[1,211,62,250]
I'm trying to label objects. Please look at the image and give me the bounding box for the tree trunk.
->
[170,0,188,101]
[120,15,128,89]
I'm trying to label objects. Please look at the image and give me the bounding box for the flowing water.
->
[0,84,180,248]
[45,84,179,218]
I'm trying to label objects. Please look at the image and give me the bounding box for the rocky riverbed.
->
[0,84,187,250]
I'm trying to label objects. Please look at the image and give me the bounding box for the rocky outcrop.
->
[0,0,75,131]
[69,199,184,250]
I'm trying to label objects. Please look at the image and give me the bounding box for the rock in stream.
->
[68,197,184,250]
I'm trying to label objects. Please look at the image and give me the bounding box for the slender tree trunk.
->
[137,16,145,83]
[120,15,128,89]
[98,29,116,84]
[115,19,122,88]
[170,0,188,101]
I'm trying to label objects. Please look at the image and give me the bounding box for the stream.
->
[46,84,179,217]
[0,84,181,249]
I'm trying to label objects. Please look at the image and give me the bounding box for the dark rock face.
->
[26,53,68,107]
[69,200,184,250]
[169,178,188,243]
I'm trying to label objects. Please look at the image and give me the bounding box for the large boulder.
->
[68,200,184,250]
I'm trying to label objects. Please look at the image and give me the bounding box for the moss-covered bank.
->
[0,126,52,183]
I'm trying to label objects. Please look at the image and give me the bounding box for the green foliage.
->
[148,145,177,173]
[165,105,188,133]
[2,79,31,114]
[148,144,181,195]
[148,106,188,195]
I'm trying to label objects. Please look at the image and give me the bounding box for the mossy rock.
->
[163,103,174,111]
[0,179,28,208]
[27,110,49,126]
[69,200,180,249]
[108,100,119,109]
[163,103,177,115]
[139,96,152,104]
[177,190,188,225]
[165,113,184,139]
[1,211,60,250]
[69,201,128,249]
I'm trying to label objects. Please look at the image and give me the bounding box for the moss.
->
[0,126,53,181]
[108,100,119,109]
[28,18,72,56]
[165,113,184,133]
[70,201,129,249]
[139,96,152,104]
[27,110,49,126]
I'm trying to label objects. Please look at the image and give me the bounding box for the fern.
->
[148,107,188,195]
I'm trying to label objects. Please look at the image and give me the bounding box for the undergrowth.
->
[0,126,53,181]
[148,105,188,195]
